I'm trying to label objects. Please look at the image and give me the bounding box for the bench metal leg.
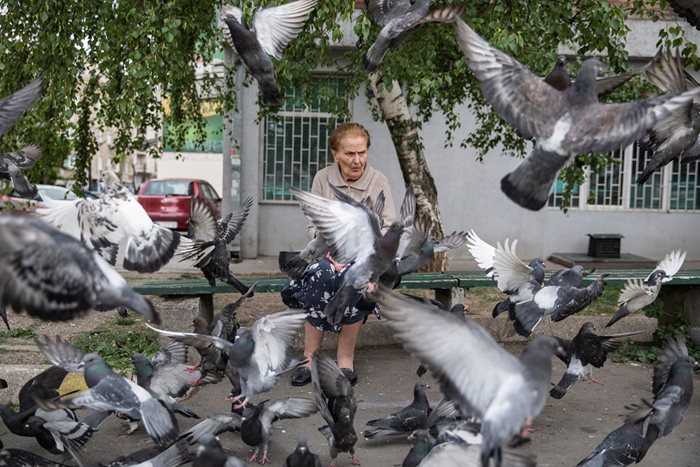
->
[199,295,214,325]
[434,287,465,310]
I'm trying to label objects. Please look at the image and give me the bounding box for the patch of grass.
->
[0,327,37,342]
[613,320,700,364]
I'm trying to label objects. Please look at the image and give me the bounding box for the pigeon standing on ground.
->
[0,76,45,197]
[0,216,159,329]
[607,250,686,328]
[364,382,431,440]
[312,351,359,467]
[453,17,700,210]
[37,171,181,273]
[220,0,318,105]
[179,197,254,295]
[550,322,644,399]
[284,438,323,467]
[35,335,179,448]
[374,287,566,466]
[668,0,700,30]
[576,417,649,467]
[638,49,700,184]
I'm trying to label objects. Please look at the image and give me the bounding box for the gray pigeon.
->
[395,217,468,278]
[34,335,179,448]
[238,397,318,464]
[0,76,45,197]
[576,417,649,467]
[607,250,686,328]
[364,382,431,440]
[24,406,96,455]
[220,0,318,105]
[193,433,245,467]
[291,185,404,325]
[179,412,242,445]
[363,0,463,72]
[179,197,253,295]
[550,322,643,399]
[0,216,158,329]
[627,334,699,461]
[312,351,359,467]
[453,17,700,210]
[418,442,537,467]
[638,48,700,184]
[285,438,323,467]
[278,236,329,281]
[375,287,565,466]
[37,172,181,273]
[544,55,644,96]
[668,0,700,30]
[0,440,70,467]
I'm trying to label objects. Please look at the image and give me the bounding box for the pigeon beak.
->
[555,344,568,360]
[694,361,700,371]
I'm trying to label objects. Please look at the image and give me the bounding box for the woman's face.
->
[332,134,368,182]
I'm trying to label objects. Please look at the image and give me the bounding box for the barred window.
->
[262,77,347,202]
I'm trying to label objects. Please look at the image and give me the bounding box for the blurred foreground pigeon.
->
[466,230,545,318]
[668,0,700,30]
[220,0,318,105]
[550,322,644,399]
[0,76,45,197]
[638,49,700,184]
[626,334,699,461]
[453,18,700,210]
[576,417,648,467]
[0,216,158,329]
[285,438,322,467]
[193,433,245,467]
[375,287,565,466]
[312,351,359,467]
[38,172,181,273]
[363,0,464,72]
[0,441,71,467]
[179,197,253,295]
[291,185,404,325]
[607,250,686,328]
[418,442,536,467]
[35,335,179,448]
[364,382,430,439]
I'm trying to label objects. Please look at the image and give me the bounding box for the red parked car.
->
[136,178,221,231]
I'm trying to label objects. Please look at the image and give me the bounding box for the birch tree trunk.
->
[369,73,447,272]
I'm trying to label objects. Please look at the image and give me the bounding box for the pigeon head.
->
[130,353,153,380]
[574,59,606,96]
[81,353,111,386]
[526,335,567,361]
[673,355,700,373]
[556,55,567,68]
[23,415,45,432]
[580,322,596,334]
[648,270,667,285]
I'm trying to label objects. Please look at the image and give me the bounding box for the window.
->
[262,77,347,201]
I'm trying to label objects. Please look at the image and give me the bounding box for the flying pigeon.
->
[34,335,179,448]
[416,303,466,377]
[638,49,700,184]
[236,397,319,464]
[576,417,649,467]
[544,55,647,94]
[466,230,545,318]
[23,405,96,456]
[453,17,700,210]
[291,185,404,325]
[37,172,181,273]
[550,322,644,399]
[284,438,323,467]
[668,0,700,30]
[512,270,608,337]
[607,250,686,328]
[0,76,45,197]
[179,412,243,445]
[311,351,359,467]
[193,433,245,467]
[0,216,159,329]
[147,309,306,409]
[220,0,318,105]
[364,382,431,440]
[374,287,566,466]
[363,1,464,72]
[179,196,254,295]
[626,334,699,461]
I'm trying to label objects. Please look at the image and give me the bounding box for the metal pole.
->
[221,45,235,219]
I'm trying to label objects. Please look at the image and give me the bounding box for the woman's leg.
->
[336,321,362,370]
[302,321,324,367]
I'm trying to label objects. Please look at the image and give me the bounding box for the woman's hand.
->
[325,252,347,273]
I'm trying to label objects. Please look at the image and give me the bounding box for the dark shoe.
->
[291,366,311,386]
[340,368,358,386]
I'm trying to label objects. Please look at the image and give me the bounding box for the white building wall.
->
[156,152,225,196]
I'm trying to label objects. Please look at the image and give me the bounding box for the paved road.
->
[1,345,698,466]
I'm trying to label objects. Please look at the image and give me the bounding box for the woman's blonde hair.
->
[329,122,371,152]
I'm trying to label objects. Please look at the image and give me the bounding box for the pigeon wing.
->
[188,198,218,242]
[17,366,68,413]
[367,0,411,25]
[1,144,43,169]
[0,76,44,136]
[651,249,686,282]
[145,324,235,353]
[151,340,188,367]
[179,412,242,444]
[253,0,318,60]
[263,397,318,424]
[251,309,306,374]
[668,0,700,30]
[617,278,653,306]
[34,335,87,373]
[646,48,687,94]
[465,230,497,274]
[492,239,535,295]
[220,196,254,244]
[434,231,467,254]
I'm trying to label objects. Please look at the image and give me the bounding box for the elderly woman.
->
[282,122,396,387]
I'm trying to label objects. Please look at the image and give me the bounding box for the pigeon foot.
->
[350,454,361,465]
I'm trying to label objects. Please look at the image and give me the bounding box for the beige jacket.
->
[305,161,397,240]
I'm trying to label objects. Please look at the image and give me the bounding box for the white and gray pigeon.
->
[550,322,644,399]
[34,335,179,448]
[375,287,566,467]
[576,417,649,467]
[466,230,545,318]
[220,0,318,105]
[363,0,464,72]
[147,309,307,410]
[291,185,404,325]
[453,17,700,210]
[0,76,45,197]
[0,216,158,329]
[37,172,181,273]
[179,196,253,295]
[417,442,537,467]
[668,0,700,30]
[638,48,700,184]
[607,250,686,328]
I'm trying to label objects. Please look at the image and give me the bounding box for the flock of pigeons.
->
[1,1,699,466]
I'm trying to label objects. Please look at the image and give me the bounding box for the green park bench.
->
[132,268,700,324]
